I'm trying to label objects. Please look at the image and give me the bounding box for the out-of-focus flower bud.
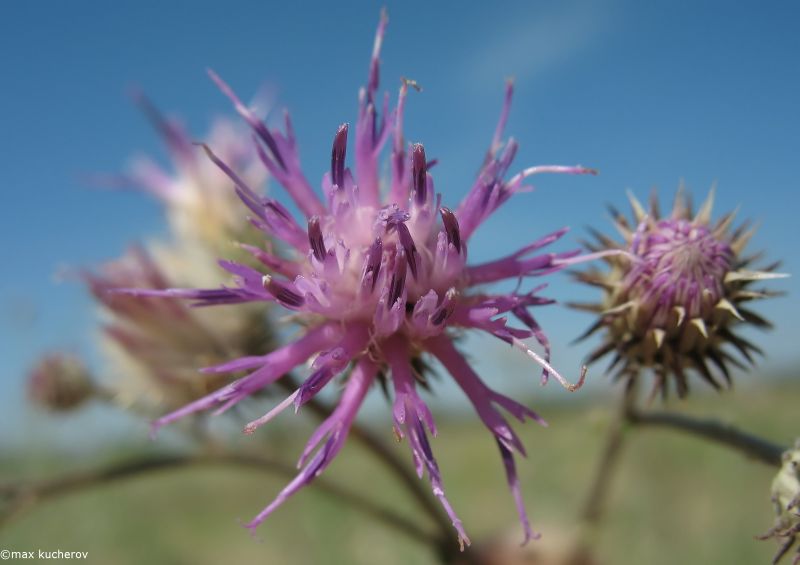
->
[759,440,800,564]
[27,353,94,412]
[572,186,787,398]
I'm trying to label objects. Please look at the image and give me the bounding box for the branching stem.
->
[0,452,436,546]
[626,409,786,467]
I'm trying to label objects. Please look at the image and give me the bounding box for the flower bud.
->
[27,353,94,412]
[572,187,787,398]
[759,441,800,564]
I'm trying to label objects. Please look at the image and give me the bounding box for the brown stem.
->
[626,409,786,467]
[0,452,436,546]
[567,381,638,565]
[579,418,626,525]
[579,380,638,525]
[567,380,788,565]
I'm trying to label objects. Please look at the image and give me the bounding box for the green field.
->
[2,379,797,564]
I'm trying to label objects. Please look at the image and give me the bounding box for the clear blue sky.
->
[1,1,798,444]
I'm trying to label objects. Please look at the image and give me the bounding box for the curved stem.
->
[579,410,628,524]
[568,381,637,565]
[568,378,788,565]
[626,409,786,467]
[0,452,436,546]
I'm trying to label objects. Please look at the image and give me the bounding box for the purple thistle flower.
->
[125,12,599,547]
[572,186,788,399]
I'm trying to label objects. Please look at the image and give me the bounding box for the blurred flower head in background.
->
[92,107,271,411]
[572,186,787,399]
[90,106,271,411]
[70,106,272,413]
[119,99,269,286]
[86,246,272,412]
[27,353,95,412]
[124,11,602,547]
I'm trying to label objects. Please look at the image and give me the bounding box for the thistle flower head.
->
[124,12,598,546]
[87,246,271,411]
[115,99,269,287]
[759,441,800,564]
[85,108,272,410]
[27,353,94,412]
[573,186,787,398]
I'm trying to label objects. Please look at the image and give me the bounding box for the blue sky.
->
[1,1,798,445]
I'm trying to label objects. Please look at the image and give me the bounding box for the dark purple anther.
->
[439,207,462,253]
[396,222,419,279]
[265,200,292,222]
[363,237,383,291]
[206,69,287,171]
[295,366,336,408]
[431,288,458,326]
[388,249,408,306]
[308,216,326,261]
[412,143,427,204]
[331,123,348,188]
[262,275,305,308]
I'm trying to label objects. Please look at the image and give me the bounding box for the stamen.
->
[510,337,587,392]
[431,288,458,325]
[207,68,287,171]
[132,90,193,163]
[363,237,383,291]
[308,216,326,261]
[331,123,348,188]
[367,9,388,98]
[295,366,337,409]
[508,165,598,187]
[396,222,419,279]
[265,200,292,222]
[262,275,305,308]
[388,248,408,306]
[439,207,462,253]
[244,390,299,434]
[412,144,427,204]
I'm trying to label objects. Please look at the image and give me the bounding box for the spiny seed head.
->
[572,185,787,398]
[27,353,95,412]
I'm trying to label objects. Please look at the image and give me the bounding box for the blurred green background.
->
[2,2,798,564]
[3,376,796,564]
